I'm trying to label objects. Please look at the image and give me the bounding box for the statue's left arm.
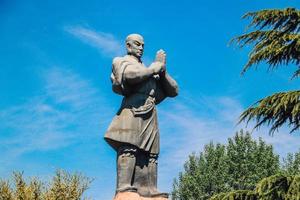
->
[159,72,179,97]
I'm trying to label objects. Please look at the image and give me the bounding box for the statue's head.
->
[126,34,144,59]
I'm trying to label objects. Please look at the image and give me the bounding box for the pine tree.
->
[233,8,300,134]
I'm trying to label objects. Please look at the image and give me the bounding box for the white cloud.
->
[159,96,242,166]
[244,122,300,157]
[64,26,163,68]
[0,67,112,157]
[65,26,124,57]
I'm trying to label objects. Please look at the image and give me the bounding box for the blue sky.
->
[1,0,300,199]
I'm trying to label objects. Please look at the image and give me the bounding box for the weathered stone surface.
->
[113,192,168,200]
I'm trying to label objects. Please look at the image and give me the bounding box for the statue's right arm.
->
[121,60,163,85]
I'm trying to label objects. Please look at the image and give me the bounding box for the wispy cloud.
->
[0,67,112,157]
[159,96,243,166]
[65,26,124,57]
[244,122,300,156]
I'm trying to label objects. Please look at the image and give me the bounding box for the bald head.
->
[126,34,144,44]
[126,33,144,59]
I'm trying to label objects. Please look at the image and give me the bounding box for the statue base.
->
[113,192,168,200]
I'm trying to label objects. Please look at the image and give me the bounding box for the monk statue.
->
[104,33,178,199]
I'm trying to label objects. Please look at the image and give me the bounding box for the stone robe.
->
[104,55,166,154]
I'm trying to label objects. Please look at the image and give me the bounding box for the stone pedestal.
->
[141,196,168,200]
[113,192,168,200]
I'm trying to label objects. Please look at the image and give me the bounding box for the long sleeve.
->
[159,72,179,97]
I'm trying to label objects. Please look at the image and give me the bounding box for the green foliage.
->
[210,190,257,200]
[210,175,300,200]
[12,172,43,200]
[255,174,291,200]
[227,131,280,190]
[0,180,13,200]
[172,130,280,200]
[0,170,92,200]
[172,143,228,200]
[232,8,300,75]
[209,193,227,200]
[233,7,300,134]
[282,150,300,176]
[286,175,300,199]
[239,91,300,134]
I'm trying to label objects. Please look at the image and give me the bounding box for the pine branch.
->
[239,91,300,134]
[291,67,300,79]
[244,8,300,33]
[234,8,300,135]
[233,30,300,75]
[232,8,300,76]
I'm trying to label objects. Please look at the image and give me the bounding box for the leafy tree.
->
[282,149,300,176]
[232,8,300,134]
[0,170,92,200]
[172,143,228,200]
[226,131,280,191]
[172,130,280,200]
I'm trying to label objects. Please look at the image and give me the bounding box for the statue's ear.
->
[126,42,131,49]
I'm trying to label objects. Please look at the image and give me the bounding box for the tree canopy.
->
[172,130,280,200]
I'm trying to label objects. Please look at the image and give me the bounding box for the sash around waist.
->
[121,93,156,116]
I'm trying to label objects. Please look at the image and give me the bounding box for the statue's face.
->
[126,35,144,58]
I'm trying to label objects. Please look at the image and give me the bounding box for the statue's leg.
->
[116,145,137,193]
[148,153,168,198]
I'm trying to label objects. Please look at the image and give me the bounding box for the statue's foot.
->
[117,185,137,193]
[149,189,168,198]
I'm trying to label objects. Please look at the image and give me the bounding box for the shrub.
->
[0,170,92,200]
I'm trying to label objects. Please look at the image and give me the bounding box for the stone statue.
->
[104,34,178,199]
